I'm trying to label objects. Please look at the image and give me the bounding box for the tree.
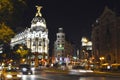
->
[0,0,27,60]
[0,22,15,43]
[16,47,29,58]
[0,0,13,23]
[0,0,27,42]
[12,44,30,63]
[13,44,29,58]
[0,0,27,28]
[0,22,15,60]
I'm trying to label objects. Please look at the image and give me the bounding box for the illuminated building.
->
[53,28,73,64]
[81,37,92,59]
[92,6,120,63]
[10,6,49,66]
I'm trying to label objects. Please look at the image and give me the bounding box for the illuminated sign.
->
[57,47,64,50]
[57,44,64,50]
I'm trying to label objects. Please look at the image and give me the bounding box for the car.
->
[1,67,22,80]
[19,64,33,75]
[69,65,93,75]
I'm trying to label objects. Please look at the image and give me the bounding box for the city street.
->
[21,70,120,80]
[0,1,120,80]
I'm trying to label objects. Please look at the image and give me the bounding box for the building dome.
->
[31,16,46,24]
[31,16,46,32]
[31,6,46,32]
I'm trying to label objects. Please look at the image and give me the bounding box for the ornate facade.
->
[10,6,49,66]
[53,28,73,64]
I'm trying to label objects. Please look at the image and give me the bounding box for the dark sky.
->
[18,0,120,50]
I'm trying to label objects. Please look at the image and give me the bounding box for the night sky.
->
[15,0,120,52]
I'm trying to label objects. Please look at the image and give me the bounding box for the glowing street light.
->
[81,37,88,43]
[99,57,105,61]
[99,57,105,64]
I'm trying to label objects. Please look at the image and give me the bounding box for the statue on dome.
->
[36,5,42,17]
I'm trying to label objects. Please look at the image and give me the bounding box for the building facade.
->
[53,28,73,65]
[10,6,49,66]
[81,37,92,60]
[91,6,120,64]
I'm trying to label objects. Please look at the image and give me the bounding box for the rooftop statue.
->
[36,6,42,17]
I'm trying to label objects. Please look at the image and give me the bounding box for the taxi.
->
[1,67,22,80]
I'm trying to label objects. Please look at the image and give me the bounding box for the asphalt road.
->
[21,70,120,80]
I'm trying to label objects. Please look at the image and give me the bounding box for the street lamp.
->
[99,57,105,64]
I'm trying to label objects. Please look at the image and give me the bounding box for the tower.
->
[54,28,65,64]
[53,28,73,65]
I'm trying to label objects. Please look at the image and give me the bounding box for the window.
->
[57,36,60,38]
[62,35,64,38]
[33,41,36,46]
[39,42,41,46]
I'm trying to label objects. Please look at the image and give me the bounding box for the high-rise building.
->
[10,6,49,66]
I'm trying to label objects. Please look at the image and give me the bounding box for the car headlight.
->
[31,67,35,71]
[16,67,19,70]
[28,72,32,75]
[17,74,22,77]
[0,66,2,70]
[6,74,12,78]
[22,68,27,71]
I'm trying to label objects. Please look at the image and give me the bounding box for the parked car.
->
[19,64,32,75]
[1,67,22,80]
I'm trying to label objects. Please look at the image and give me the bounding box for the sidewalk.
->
[94,71,120,77]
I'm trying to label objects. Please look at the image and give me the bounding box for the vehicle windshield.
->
[6,69,17,72]
[19,64,31,69]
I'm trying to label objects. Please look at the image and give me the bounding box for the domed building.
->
[10,6,49,66]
